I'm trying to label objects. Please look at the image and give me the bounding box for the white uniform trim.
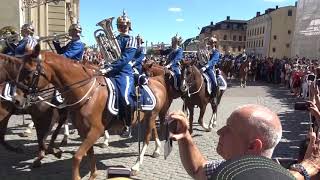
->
[124,76,130,105]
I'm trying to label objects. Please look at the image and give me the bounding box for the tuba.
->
[94,17,121,64]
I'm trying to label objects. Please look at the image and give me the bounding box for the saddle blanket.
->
[202,71,227,95]
[105,77,156,116]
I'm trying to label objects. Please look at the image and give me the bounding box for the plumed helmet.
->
[208,35,218,44]
[171,34,183,45]
[117,10,132,31]
[68,24,82,33]
[21,24,34,34]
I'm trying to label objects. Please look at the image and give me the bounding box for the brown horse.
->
[239,60,251,88]
[220,60,235,80]
[180,60,226,133]
[17,45,167,179]
[0,53,68,167]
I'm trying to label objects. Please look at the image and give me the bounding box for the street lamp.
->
[22,0,64,9]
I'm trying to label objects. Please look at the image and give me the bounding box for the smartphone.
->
[308,74,316,81]
[294,101,310,111]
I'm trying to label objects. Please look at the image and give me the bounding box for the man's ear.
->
[248,139,263,153]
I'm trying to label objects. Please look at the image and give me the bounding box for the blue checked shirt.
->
[205,160,225,179]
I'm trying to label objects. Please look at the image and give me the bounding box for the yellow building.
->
[246,5,296,58]
[199,16,247,55]
[0,0,80,49]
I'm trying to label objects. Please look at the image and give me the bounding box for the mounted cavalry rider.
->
[3,23,38,101]
[156,34,183,91]
[100,11,137,137]
[200,35,221,98]
[15,24,38,58]
[53,24,85,61]
[132,34,147,85]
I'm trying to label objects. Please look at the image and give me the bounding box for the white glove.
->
[100,67,112,75]
[200,67,206,73]
[165,64,171,69]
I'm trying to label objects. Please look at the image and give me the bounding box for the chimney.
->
[265,10,268,14]
[210,21,213,25]
[226,16,230,20]
[256,12,261,17]
[276,5,279,9]
[295,1,298,7]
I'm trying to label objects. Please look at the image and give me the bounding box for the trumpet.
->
[0,34,19,43]
[38,33,70,42]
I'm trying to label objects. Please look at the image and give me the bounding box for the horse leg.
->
[198,104,210,132]
[72,126,103,180]
[61,118,70,146]
[32,114,53,168]
[188,105,194,134]
[88,147,98,180]
[208,102,218,130]
[0,112,24,153]
[132,113,156,174]
[100,130,109,148]
[48,110,67,159]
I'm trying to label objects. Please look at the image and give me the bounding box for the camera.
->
[294,101,310,111]
[307,74,316,81]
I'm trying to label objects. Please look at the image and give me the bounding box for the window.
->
[272,48,276,52]
[232,47,236,52]
[233,24,238,30]
[233,35,237,41]
[273,35,277,40]
[253,41,255,47]
[288,30,291,35]
[286,43,290,48]
[244,36,246,41]
[263,27,265,34]
[288,9,292,16]
[223,35,227,40]
[221,23,228,29]
[261,40,264,47]
[238,46,241,51]
[239,36,242,41]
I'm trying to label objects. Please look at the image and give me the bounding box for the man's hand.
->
[100,67,112,75]
[200,67,206,73]
[166,111,189,141]
[307,101,320,125]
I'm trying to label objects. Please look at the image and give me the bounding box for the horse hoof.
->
[54,149,62,159]
[19,132,32,137]
[32,160,42,168]
[152,151,160,158]
[98,143,109,148]
[131,169,139,176]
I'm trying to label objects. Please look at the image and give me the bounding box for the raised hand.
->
[166,111,189,141]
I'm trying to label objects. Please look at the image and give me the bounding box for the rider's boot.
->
[121,105,133,138]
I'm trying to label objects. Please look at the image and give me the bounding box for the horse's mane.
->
[0,53,22,65]
[41,51,98,76]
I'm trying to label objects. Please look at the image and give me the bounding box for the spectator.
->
[166,104,319,180]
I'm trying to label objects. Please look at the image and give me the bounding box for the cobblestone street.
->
[0,81,310,180]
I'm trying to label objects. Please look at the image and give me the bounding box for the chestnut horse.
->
[180,60,226,133]
[220,60,235,80]
[239,60,251,88]
[17,45,167,180]
[0,53,68,167]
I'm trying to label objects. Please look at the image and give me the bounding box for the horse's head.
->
[180,59,196,93]
[17,44,51,94]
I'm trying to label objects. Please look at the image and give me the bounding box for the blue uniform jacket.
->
[132,47,146,72]
[53,39,84,61]
[207,49,220,69]
[109,34,137,75]
[161,47,183,68]
[15,36,37,57]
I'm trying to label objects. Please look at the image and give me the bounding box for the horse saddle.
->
[105,77,156,116]
[202,70,227,95]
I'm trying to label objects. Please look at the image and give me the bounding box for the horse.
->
[220,59,235,80]
[248,59,258,82]
[17,44,167,179]
[180,60,226,133]
[0,53,68,167]
[239,60,251,88]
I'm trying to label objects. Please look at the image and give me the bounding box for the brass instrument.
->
[94,17,121,64]
[38,33,70,52]
[38,33,70,42]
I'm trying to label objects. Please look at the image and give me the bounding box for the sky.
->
[80,0,297,46]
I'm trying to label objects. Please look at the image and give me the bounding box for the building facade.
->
[199,16,247,55]
[292,0,320,59]
[246,5,296,59]
[0,0,80,49]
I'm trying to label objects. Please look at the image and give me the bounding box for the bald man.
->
[167,104,319,180]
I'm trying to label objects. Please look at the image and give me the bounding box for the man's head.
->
[171,34,182,48]
[117,10,131,34]
[21,24,34,37]
[207,35,218,50]
[136,34,144,48]
[216,104,282,160]
[68,24,82,38]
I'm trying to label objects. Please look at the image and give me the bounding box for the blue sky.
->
[80,0,297,46]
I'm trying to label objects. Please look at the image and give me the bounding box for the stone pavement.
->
[0,81,310,180]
